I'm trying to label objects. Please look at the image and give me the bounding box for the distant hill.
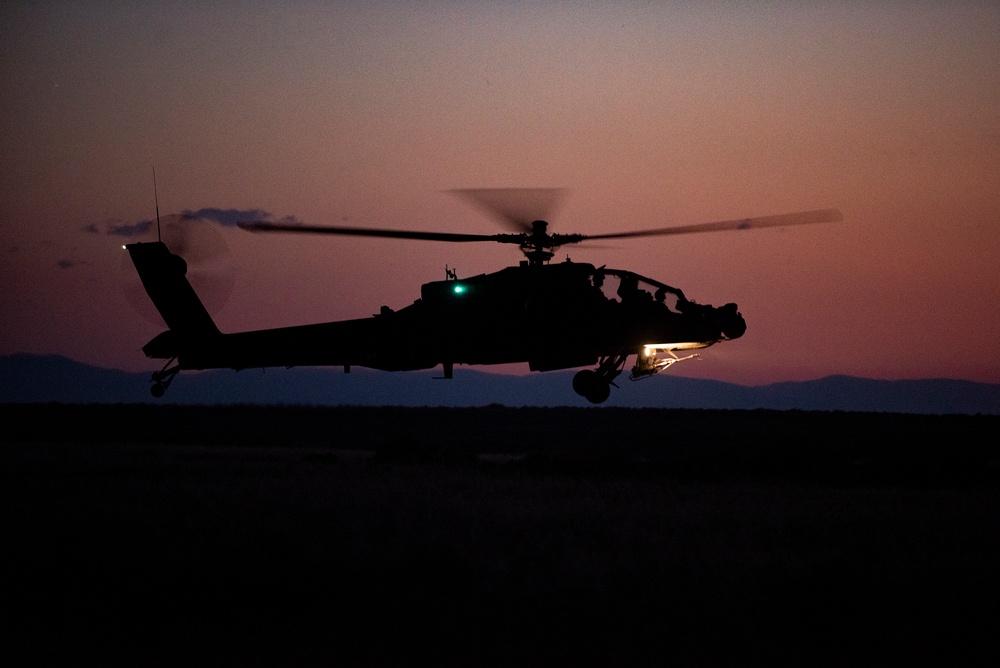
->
[3,354,999,414]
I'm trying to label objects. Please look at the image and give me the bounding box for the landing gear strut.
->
[573,353,628,404]
[150,358,180,398]
[631,346,701,380]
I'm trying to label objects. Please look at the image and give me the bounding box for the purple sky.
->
[2,2,999,386]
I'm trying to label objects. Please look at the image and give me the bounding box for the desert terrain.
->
[3,404,999,666]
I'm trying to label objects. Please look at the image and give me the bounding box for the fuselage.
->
[137,255,744,374]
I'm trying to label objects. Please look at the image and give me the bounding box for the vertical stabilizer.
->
[126,242,220,337]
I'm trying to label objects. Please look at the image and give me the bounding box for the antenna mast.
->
[152,166,162,242]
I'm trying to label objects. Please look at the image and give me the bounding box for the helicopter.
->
[125,189,841,403]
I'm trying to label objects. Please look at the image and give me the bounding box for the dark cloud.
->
[181,208,272,227]
[106,219,155,237]
[56,259,75,269]
[89,208,302,238]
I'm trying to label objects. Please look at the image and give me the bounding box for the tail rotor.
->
[120,213,234,325]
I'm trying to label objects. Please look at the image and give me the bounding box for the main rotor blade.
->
[579,208,843,241]
[448,188,568,233]
[239,221,501,243]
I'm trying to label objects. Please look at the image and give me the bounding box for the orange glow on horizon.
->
[2,3,999,386]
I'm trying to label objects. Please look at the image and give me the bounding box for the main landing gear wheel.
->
[573,369,611,404]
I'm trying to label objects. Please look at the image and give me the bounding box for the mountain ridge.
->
[3,353,998,414]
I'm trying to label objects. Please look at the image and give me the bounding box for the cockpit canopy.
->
[591,268,687,313]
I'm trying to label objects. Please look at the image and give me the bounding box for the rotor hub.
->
[520,220,555,265]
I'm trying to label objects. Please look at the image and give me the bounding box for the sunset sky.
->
[3,1,999,388]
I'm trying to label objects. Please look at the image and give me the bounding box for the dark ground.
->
[3,405,999,666]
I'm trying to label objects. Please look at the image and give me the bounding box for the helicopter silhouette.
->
[126,189,841,403]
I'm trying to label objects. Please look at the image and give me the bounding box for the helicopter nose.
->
[719,303,746,339]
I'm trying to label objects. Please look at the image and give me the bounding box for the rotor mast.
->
[493,220,587,265]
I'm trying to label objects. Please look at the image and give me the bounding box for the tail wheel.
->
[149,358,180,399]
